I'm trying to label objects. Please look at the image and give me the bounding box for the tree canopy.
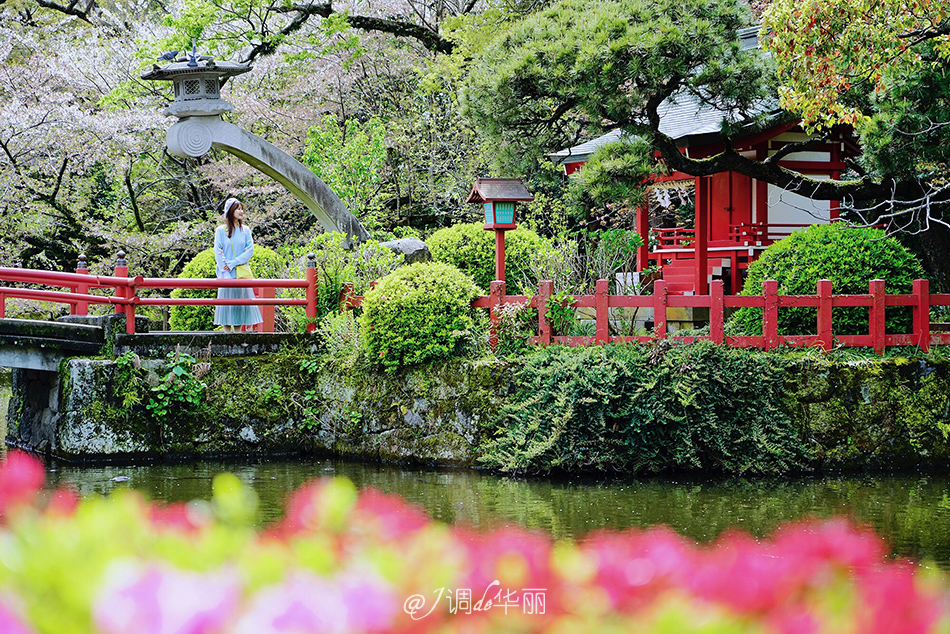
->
[460,0,950,284]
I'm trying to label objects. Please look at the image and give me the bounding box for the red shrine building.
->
[549,27,857,296]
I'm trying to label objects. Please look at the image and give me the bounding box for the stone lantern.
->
[140,43,371,243]
[140,48,251,157]
[466,177,533,282]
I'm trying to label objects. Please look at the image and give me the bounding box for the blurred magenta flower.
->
[0,601,34,634]
[234,571,396,634]
[94,563,239,634]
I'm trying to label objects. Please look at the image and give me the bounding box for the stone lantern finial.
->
[140,41,250,120]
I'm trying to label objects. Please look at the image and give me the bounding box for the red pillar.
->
[653,279,668,338]
[763,279,779,350]
[538,280,553,345]
[495,230,506,282]
[489,280,505,349]
[913,278,930,352]
[817,279,833,351]
[259,286,275,333]
[870,279,886,354]
[75,254,89,316]
[305,253,318,332]
[636,203,649,272]
[710,279,724,344]
[114,250,137,334]
[595,278,609,344]
[113,251,128,316]
[695,177,708,295]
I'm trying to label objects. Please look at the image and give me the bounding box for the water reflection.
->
[46,458,950,568]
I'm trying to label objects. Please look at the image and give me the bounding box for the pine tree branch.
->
[248,1,453,62]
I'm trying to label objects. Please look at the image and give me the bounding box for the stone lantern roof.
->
[141,52,251,119]
[466,177,534,203]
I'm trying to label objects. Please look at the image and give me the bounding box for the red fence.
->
[2,254,948,354]
[0,252,318,335]
[338,277,948,354]
[469,278,948,353]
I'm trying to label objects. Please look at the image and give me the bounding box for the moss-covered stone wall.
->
[788,356,950,469]
[7,345,950,471]
[19,351,510,464]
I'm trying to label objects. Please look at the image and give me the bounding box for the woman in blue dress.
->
[214,198,263,333]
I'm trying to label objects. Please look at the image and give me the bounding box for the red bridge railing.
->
[2,254,947,353]
[0,252,319,334]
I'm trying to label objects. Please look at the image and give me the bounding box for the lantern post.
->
[466,178,534,282]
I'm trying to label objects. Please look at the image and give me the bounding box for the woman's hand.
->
[223,264,230,272]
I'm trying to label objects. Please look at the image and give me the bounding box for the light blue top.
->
[213,225,255,279]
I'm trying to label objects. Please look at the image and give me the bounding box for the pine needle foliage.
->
[482,341,812,474]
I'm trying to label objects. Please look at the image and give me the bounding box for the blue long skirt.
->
[213,286,263,326]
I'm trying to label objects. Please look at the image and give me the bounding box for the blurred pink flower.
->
[581,527,692,609]
[858,565,941,634]
[338,572,399,632]
[0,451,45,516]
[94,563,239,634]
[0,601,35,634]
[149,502,204,533]
[353,487,430,541]
[46,486,79,517]
[235,571,396,633]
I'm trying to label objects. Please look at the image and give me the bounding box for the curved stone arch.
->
[166,116,370,243]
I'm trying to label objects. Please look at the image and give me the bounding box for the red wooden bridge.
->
[0,252,318,335]
[1,253,948,355]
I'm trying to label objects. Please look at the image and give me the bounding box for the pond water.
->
[4,370,950,569]
[46,458,950,570]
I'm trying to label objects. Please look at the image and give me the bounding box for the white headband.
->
[224,197,241,217]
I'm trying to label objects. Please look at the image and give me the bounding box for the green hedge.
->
[482,342,812,474]
[361,262,481,372]
[169,245,286,331]
[729,224,926,336]
[427,222,551,291]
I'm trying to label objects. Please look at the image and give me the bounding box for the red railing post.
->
[817,279,833,352]
[870,279,886,354]
[260,286,275,333]
[74,254,89,316]
[595,278,609,344]
[653,279,668,339]
[114,251,137,334]
[305,253,318,333]
[538,280,553,346]
[763,279,779,350]
[489,280,505,350]
[710,279,724,344]
[913,279,930,352]
[0,289,5,318]
[113,250,128,316]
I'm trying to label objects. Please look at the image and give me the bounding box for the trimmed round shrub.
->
[729,224,926,336]
[169,245,286,331]
[361,261,480,371]
[427,222,551,291]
